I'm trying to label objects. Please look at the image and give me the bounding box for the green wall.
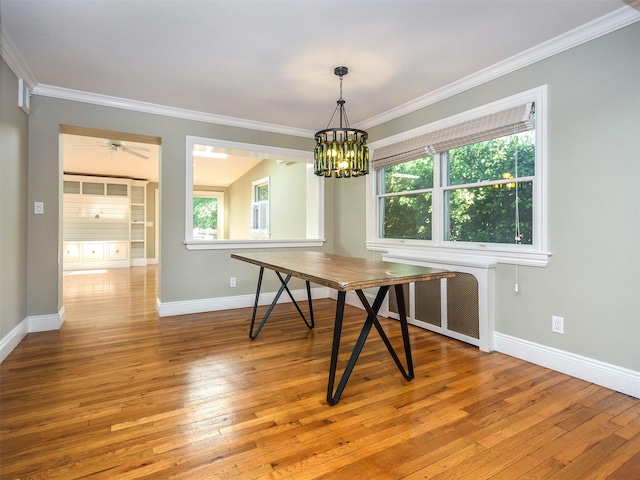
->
[26,96,331,315]
[0,58,29,339]
[9,21,639,374]
[227,159,307,240]
[334,23,640,371]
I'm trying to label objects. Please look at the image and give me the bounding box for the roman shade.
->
[372,102,535,170]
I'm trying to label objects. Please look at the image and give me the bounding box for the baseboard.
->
[28,307,65,332]
[13,295,635,402]
[157,286,331,317]
[494,332,639,399]
[157,290,640,399]
[0,307,65,363]
[341,292,639,399]
[0,318,28,363]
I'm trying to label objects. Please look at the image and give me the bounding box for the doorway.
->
[60,126,160,309]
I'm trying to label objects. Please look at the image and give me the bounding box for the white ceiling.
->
[62,133,161,182]
[2,0,639,182]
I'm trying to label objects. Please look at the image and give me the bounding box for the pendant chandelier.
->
[314,66,369,178]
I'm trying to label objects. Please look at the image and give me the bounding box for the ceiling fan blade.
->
[122,146,149,159]
[122,145,150,152]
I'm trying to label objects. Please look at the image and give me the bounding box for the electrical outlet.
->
[552,315,564,334]
[230,277,236,288]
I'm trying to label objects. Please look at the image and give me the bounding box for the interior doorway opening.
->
[60,125,160,314]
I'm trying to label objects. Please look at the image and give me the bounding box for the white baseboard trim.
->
[157,286,331,317]
[11,296,635,402]
[28,307,65,332]
[0,318,28,363]
[340,291,639,399]
[494,332,639,399]
[1,307,66,363]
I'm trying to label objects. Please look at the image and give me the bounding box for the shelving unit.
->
[130,181,147,266]
[63,175,148,270]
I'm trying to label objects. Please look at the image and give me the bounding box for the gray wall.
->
[0,58,29,338]
[333,23,640,371]
[8,21,639,374]
[227,159,307,240]
[26,95,332,314]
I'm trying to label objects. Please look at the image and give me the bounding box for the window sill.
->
[366,240,551,267]
[185,238,325,250]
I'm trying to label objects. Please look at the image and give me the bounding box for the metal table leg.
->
[249,267,314,339]
[326,284,413,405]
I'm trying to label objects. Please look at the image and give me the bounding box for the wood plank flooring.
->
[1,266,639,479]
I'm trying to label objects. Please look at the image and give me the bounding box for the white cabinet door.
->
[107,242,128,261]
[82,242,104,261]
[63,242,80,262]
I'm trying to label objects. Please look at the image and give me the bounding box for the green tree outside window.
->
[379,131,534,245]
[193,197,218,230]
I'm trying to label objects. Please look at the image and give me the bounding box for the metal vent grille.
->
[415,280,442,327]
[387,273,479,343]
[447,273,479,339]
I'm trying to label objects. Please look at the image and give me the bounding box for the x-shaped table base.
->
[249,266,314,339]
[248,267,413,405]
[327,284,414,405]
[234,252,454,405]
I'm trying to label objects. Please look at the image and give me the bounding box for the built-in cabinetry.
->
[63,240,130,269]
[129,182,147,266]
[63,175,147,271]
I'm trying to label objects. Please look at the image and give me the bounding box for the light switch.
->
[34,201,44,214]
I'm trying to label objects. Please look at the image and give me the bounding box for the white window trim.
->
[365,86,550,267]
[185,136,325,250]
[250,176,270,238]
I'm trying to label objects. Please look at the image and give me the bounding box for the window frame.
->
[366,86,549,267]
[250,176,270,238]
[192,190,225,240]
[185,136,325,250]
[376,155,436,241]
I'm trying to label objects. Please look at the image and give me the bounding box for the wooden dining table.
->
[231,251,454,405]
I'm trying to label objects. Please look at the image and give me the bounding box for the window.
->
[184,136,325,249]
[378,131,534,243]
[250,177,269,237]
[193,191,224,240]
[443,131,534,244]
[367,87,548,266]
[378,156,434,240]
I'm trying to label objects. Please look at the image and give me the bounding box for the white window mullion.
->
[432,151,444,245]
[532,90,548,253]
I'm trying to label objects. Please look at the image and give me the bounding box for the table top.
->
[231,251,454,291]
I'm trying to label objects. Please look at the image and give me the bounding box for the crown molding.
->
[31,84,315,138]
[4,6,639,135]
[357,5,640,130]
[0,26,37,88]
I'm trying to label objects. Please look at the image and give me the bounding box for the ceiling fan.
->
[70,139,151,159]
[101,140,150,159]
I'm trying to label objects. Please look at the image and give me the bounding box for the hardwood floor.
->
[1,266,639,479]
